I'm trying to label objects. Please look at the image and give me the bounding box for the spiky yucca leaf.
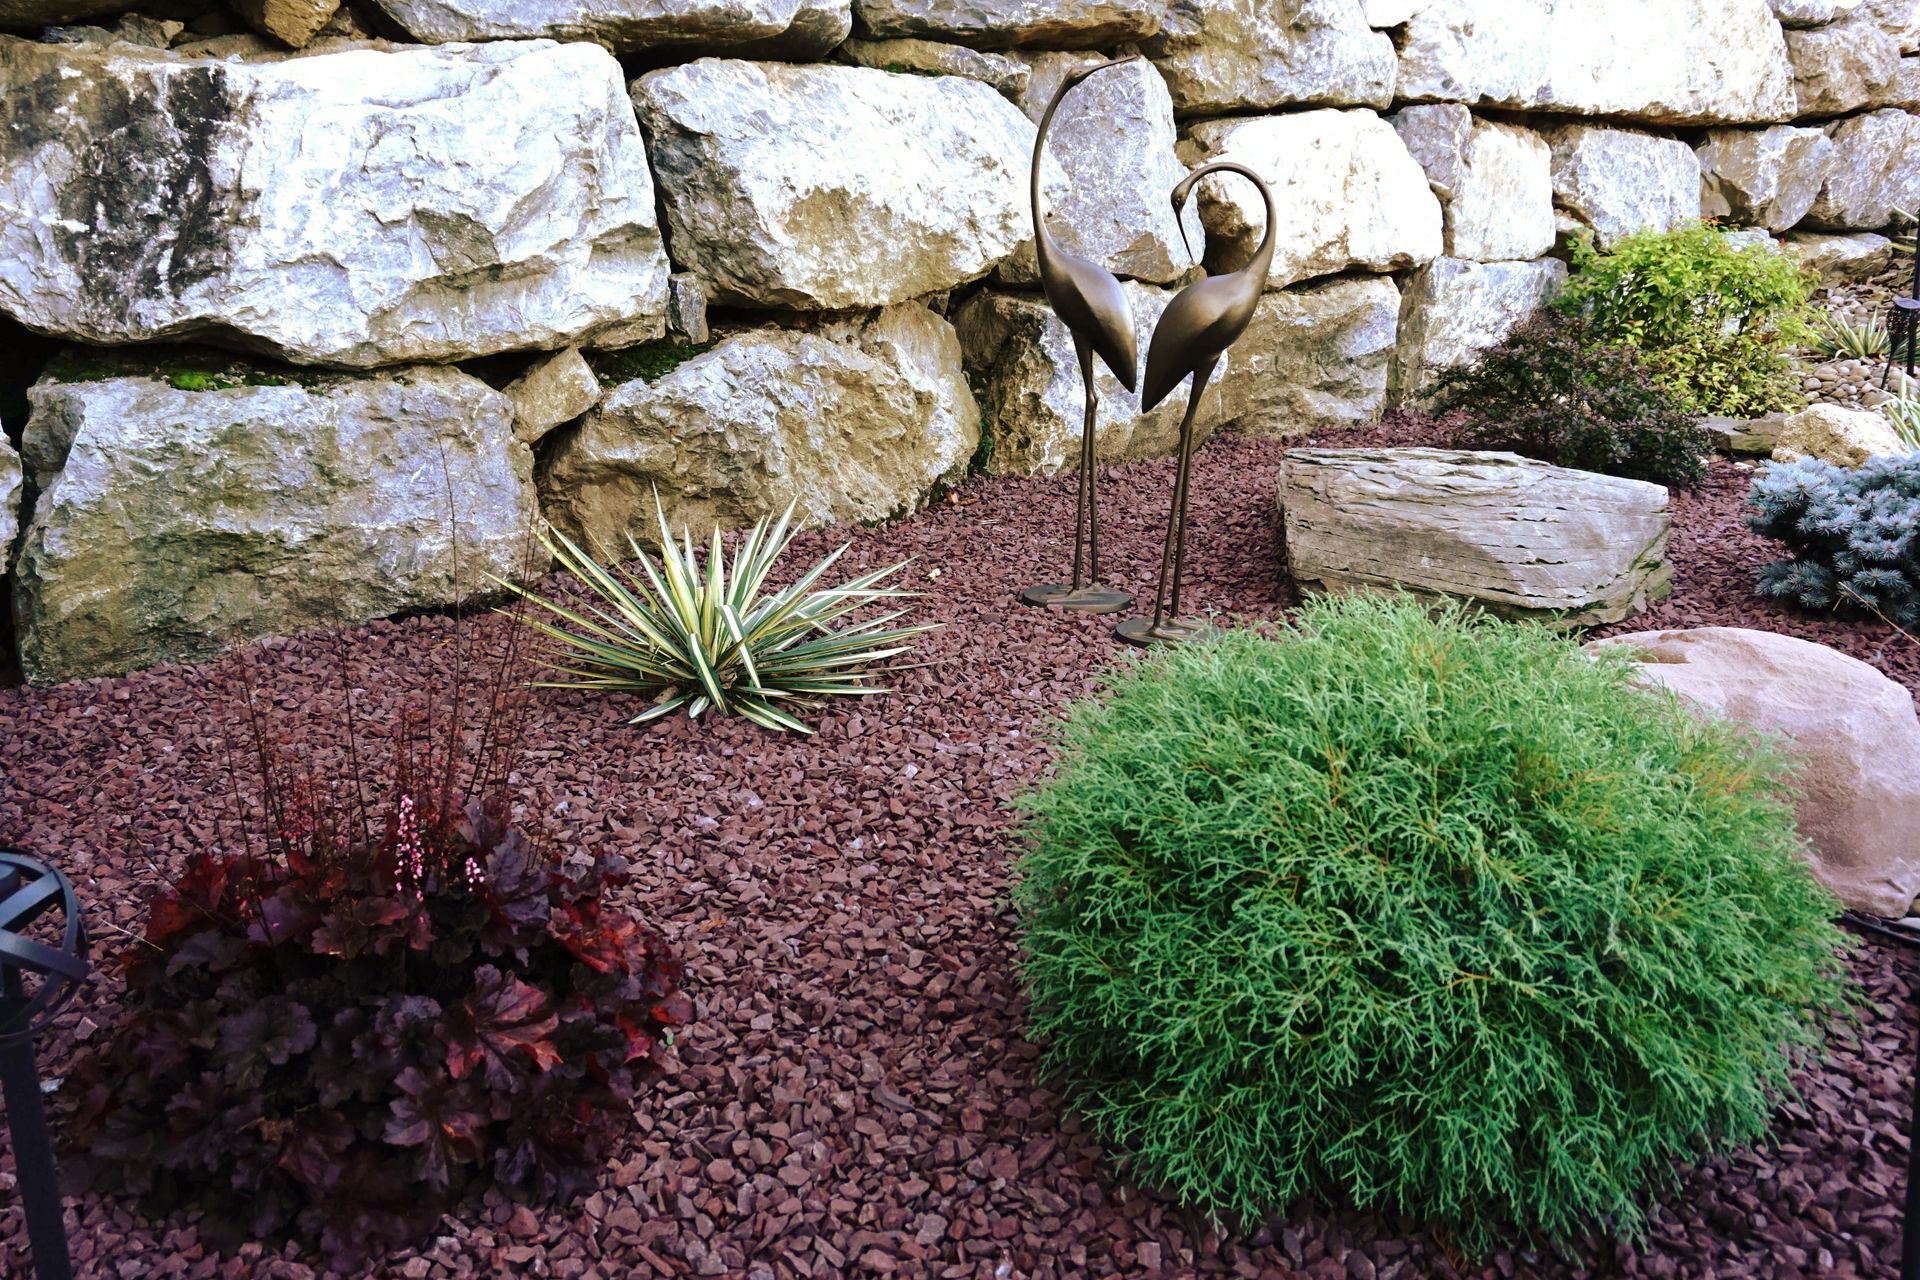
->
[1812,309,1891,360]
[1884,386,1920,450]
[494,500,934,733]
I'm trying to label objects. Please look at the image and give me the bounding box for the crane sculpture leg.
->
[1019,342,1130,613]
[1115,359,1220,648]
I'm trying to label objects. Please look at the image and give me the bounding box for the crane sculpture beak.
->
[1170,173,1200,269]
[1062,52,1144,92]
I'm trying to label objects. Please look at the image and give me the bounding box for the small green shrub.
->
[1431,311,1708,487]
[1014,594,1847,1252]
[1555,222,1815,417]
[1749,452,1920,626]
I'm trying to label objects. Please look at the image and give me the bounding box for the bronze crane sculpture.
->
[1115,160,1275,647]
[1017,54,1151,615]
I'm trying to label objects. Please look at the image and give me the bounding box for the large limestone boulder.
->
[1696,126,1837,231]
[1278,447,1672,627]
[1390,106,1553,263]
[1212,276,1400,438]
[1181,109,1442,290]
[1785,229,1896,278]
[233,0,342,47]
[1395,0,1795,125]
[839,37,1031,95]
[851,0,1164,48]
[1,434,19,562]
[542,305,977,545]
[953,283,1228,475]
[366,0,850,55]
[1544,124,1701,247]
[1390,257,1568,403]
[1786,16,1903,116]
[0,38,668,369]
[999,53,1199,286]
[12,364,541,685]
[1142,0,1396,116]
[1863,0,1920,51]
[1587,627,1920,918]
[1773,0,1863,22]
[1771,403,1910,465]
[633,60,1041,311]
[1805,108,1920,230]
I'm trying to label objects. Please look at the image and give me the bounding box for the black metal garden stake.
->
[0,850,89,1280]
[1882,238,1920,391]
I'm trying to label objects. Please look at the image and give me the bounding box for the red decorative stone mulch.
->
[2,419,1914,1279]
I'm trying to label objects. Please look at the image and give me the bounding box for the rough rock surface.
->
[1786,16,1903,116]
[1773,0,1864,22]
[0,0,123,28]
[1392,107,1553,262]
[233,0,341,46]
[839,36,1030,94]
[1211,276,1400,437]
[1701,412,1790,455]
[850,0,1163,49]
[12,366,540,685]
[366,0,851,54]
[1589,626,1920,918]
[1390,256,1568,403]
[541,305,977,545]
[505,348,603,446]
[1000,53,1199,286]
[0,37,669,368]
[1806,108,1920,229]
[1278,447,1672,626]
[1786,229,1896,277]
[1863,0,1920,51]
[1545,124,1702,247]
[1394,0,1797,124]
[633,60,1040,310]
[1142,0,1396,116]
[0,434,19,563]
[953,283,1228,475]
[1772,402,1910,465]
[1181,109,1442,289]
[1696,125,1837,231]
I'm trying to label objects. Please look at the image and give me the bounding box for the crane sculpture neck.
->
[1031,58,1138,275]
[1184,160,1277,283]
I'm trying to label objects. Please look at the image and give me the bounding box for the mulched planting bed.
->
[3,417,1916,1280]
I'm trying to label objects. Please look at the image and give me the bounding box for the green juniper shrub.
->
[1013,594,1848,1253]
[1554,221,1815,417]
[1430,310,1708,487]
[1748,452,1920,627]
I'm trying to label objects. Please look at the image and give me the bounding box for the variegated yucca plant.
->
[496,500,933,734]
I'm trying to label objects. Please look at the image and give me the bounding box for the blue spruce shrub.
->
[1747,453,1920,626]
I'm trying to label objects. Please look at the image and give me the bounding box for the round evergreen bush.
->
[1013,594,1848,1250]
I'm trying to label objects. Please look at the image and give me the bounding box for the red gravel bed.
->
[2,421,1916,1280]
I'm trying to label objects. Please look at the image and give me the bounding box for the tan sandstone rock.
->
[1772,403,1909,465]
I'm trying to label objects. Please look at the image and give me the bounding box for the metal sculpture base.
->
[1113,616,1218,648]
[1020,582,1133,613]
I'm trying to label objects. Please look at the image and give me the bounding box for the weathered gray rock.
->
[1142,0,1395,116]
[366,0,850,54]
[1805,108,1920,229]
[666,274,711,344]
[840,36,1031,95]
[1278,447,1672,626]
[12,365,541,685]
[1700,412,1790,455]
[953,283,1227,474]
[234,0,340,47]
[1772,402,1909,464]
[1545,124,1702,247]
[506,349,602,446]
[1862,0,1920,51]
[1390,257,1568,403]
[0,435,19,563]
[0,0,123,29]
[1876,54,1920,106]
[1213,275,1400,438]
[1785,229,1896,277]
[1392,108,1553,263]
[1772,0,1863,24]
[1182,109,1442,289]
[0,38,669,369]
[1696,125,1837,231]
[851,0,1163,48]
[1395,0,1796,125]
[542,304,978,545]
[999,53,1199,286]
[1588,626,1920,918]
[1787,16,1902,116]
[633,60,1041,310]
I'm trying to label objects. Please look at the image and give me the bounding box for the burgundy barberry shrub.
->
[66,626,690,1268]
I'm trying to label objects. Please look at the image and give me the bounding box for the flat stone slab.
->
[1277,447,1672,627]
